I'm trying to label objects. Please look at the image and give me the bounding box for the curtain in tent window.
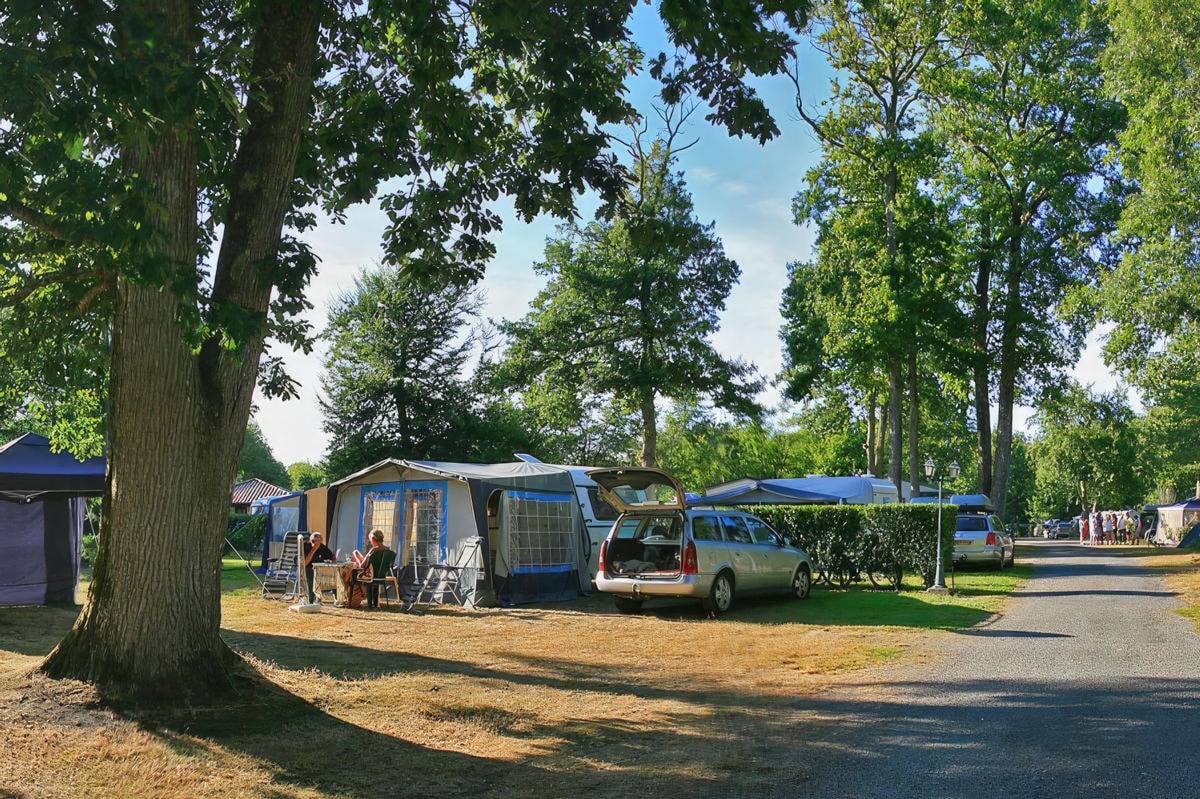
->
[360,488,400,551]
[401,486,444,566]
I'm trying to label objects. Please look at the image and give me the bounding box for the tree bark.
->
[639,388,657,468]
[865,391,877,475]
[41,0,322,700]
[906,351,921,499]
[887,355,903,495]
[972,231,994,498]
[991,218,1025,518]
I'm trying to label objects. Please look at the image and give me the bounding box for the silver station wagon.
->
[589,467,813,615]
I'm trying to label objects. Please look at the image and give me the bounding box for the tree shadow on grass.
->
[102,631,853,798]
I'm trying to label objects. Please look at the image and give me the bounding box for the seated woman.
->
[350,529,395,609]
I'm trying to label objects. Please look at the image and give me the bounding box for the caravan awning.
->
[692,479,839,506]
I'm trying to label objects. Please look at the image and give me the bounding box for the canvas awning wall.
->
[693,478,840,506]
[0,433,104,606]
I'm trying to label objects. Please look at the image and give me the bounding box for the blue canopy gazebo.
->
[0,433,105,605]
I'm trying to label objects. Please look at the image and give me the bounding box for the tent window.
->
[502,491,576,574]
[402,487,444,566]
[361,488,400,551]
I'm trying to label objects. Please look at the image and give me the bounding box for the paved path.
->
[755,541,1200,798]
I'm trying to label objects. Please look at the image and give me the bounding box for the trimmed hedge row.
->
[754,503,957,590]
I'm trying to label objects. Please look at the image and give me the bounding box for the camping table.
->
[312,561,353,606]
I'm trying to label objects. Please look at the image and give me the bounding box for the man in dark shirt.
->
[303,531,336,603]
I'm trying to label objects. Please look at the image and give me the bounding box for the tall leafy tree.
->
[0,289,108,456]
[784,0,956,494]
[931,0,1125,514]
[1102,0,1200,504]
[238,421,290,489]
[0,2,807,699]
[1028,383,1141,518]
[286,461,327,492]
[502,132,763,467]
[321,268,495,477]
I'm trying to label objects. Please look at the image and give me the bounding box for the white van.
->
[514,455,621,578]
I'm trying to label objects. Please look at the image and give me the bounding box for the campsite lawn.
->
[2,550,1034,798]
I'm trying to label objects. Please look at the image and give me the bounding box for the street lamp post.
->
[924,458,960,594]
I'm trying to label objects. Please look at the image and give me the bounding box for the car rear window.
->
[957,515,988,532]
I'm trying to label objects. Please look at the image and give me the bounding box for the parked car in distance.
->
[589,467,813,615]
[952,494,1014,569]
[1053,519,1075,539]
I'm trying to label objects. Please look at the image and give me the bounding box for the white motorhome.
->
[515,454,620,578]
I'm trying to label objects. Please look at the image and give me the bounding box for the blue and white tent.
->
[327,459,590,606]
[253,491,308,569]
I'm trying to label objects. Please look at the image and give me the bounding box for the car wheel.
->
[613,596,643,614]
[704,571,734,616]
[791,565,812,599]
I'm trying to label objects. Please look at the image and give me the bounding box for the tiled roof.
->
[231,477,291,506]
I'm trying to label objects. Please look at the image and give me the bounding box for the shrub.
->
[81,533,98,567]
[757,502,956,590]
[756,505,863,585]
[864,503,955,588]
[227,512,268,556]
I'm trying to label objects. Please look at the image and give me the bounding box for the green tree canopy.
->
[501,134,762,467]
[238,421,290,489]
[320,268,522,477]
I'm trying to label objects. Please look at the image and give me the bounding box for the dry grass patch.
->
[1140,547,1200,628]
[0,576,1011,798]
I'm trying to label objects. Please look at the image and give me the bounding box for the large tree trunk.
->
[972,231,994,498]
[906,351,921,499]
[887,356,903,495]
[41,0,321,700]
[639,388,657,468]
[864,391,877,475]
[991,219,1026,518]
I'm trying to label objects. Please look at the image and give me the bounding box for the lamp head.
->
[948,460,961,480]
[923,458,935,479]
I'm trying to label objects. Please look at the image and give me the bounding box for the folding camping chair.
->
[262,531,303,600]
[400,537,483,612]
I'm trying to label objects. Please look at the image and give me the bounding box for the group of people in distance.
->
[301,528,394,608]
[1079,509,1139,545]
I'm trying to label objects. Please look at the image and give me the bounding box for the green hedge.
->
[754,503,956,590]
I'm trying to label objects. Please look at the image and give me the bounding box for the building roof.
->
[231,477,291,506]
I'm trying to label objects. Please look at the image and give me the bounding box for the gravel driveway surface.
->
[740,540,1200,799]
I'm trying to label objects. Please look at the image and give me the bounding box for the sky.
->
[253,10,1126,469]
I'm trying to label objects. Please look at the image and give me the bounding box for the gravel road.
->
[748,540,1200,798]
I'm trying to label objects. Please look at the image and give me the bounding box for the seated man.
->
[303,531,336,603]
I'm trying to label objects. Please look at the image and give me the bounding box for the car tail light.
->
[682,541,697,574]
[597,539,608,573]
[986,532,996,546]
